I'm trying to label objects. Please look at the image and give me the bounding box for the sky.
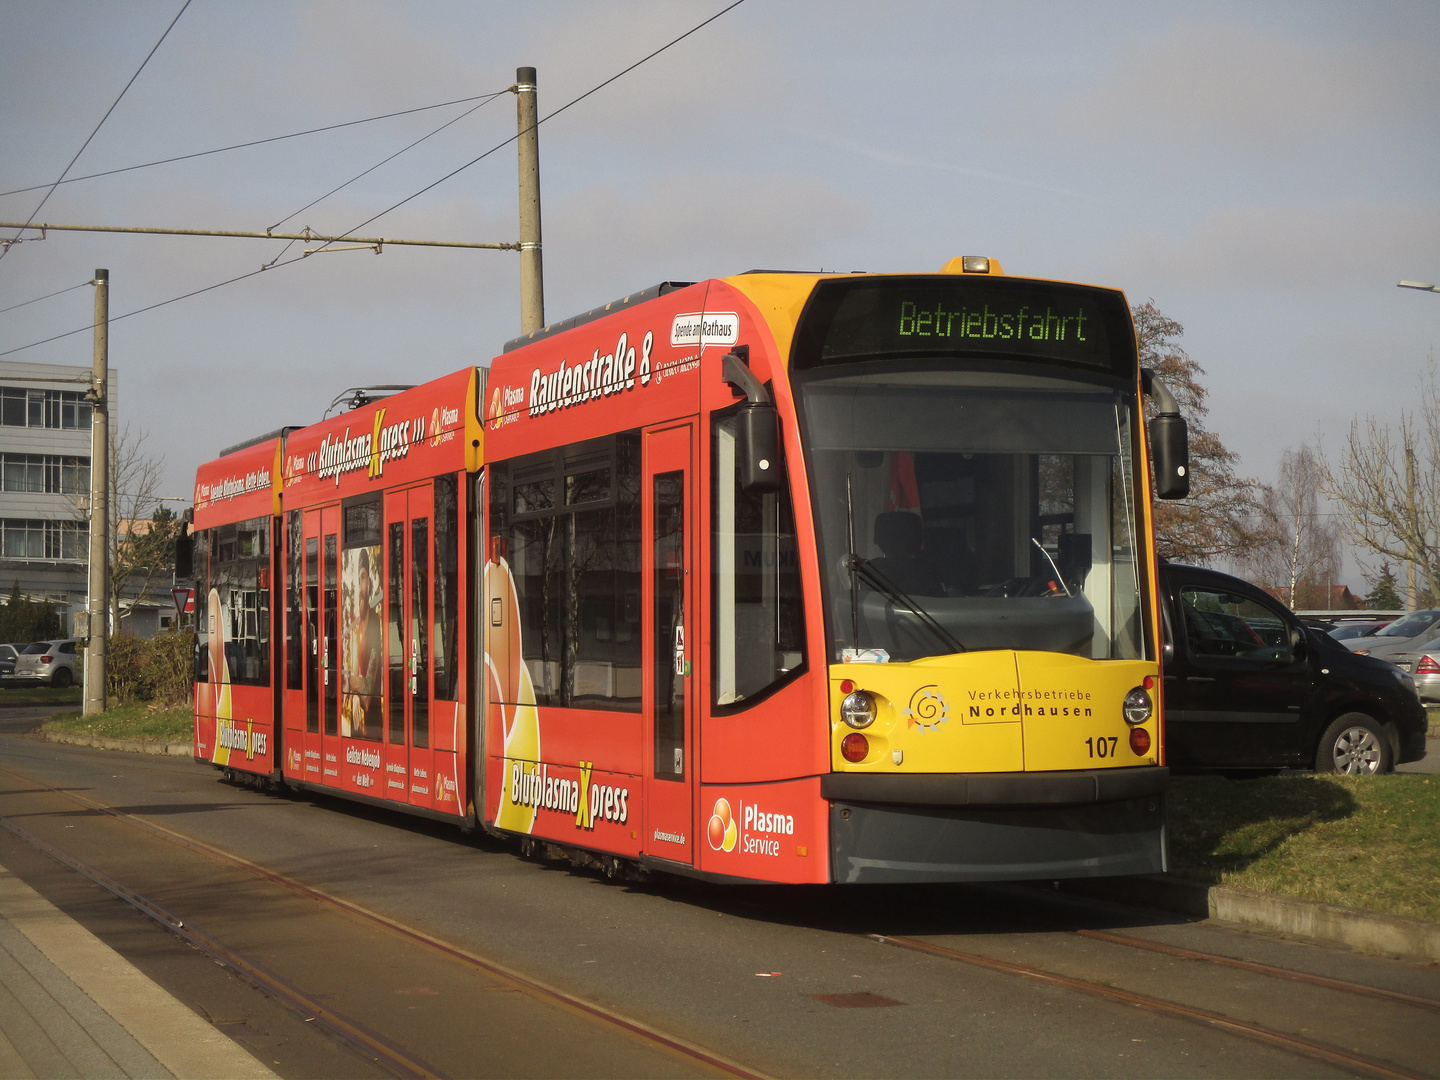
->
[1,0,1436,590]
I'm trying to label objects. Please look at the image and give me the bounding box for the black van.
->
[1159,562,1428,774]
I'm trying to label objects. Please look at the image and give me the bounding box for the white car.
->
[10,639,79,688]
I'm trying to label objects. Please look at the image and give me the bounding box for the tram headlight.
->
[840,690,877,729]
[1122,687,1153,726]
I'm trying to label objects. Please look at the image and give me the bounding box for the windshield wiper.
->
[847,553,966,655]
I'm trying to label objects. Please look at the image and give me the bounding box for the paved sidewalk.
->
[0,866,275,1080]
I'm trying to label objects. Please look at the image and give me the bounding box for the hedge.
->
[105,631,194,706]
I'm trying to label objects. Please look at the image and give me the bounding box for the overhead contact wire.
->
[0,1,746,346]
[0,91,509,200]
[269,91,507,231]
[0,0,192,265]
[318,0,748,249]
[0,280,95,315]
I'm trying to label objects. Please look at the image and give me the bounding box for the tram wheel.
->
[519,836,537,859]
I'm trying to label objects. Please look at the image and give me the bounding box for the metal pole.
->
[83,269,109,715]
[516,66,544,334]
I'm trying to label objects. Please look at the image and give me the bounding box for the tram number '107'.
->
[1085,736,1119,759]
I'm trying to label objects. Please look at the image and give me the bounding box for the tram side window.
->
[193,528,209,683]
[211,516,270,686]
[433,473,459,702]
[286,511,302,690]
[489,432,641,711]
[712,408,806,708]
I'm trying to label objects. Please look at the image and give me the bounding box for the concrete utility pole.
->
[1405,445,1419,611]
[83,269,109,716]
[516,66,545,334]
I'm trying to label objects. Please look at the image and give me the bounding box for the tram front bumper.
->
[823,766,1168,884]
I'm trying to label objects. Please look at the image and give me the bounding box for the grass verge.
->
[1168,774,1440,923]
[0,685,83,706]
[44,703,192,743]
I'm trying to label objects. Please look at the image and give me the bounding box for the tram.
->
[186,256,1190,884]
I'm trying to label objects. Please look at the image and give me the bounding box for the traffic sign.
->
[172,587,194,619]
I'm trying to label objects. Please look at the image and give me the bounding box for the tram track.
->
[4,753,1435,1080]
[0,761,765,1080]
[871,932,1430,1080]
[1075,927,1440,1013]
[0,814,446,1080]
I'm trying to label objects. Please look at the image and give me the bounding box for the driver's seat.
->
[870,512,946,597]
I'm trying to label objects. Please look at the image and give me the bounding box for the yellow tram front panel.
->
[829,654,1158,773]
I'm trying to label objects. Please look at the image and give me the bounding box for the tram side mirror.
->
[739,402,781,493]
[722,347,782,494]
[174,522,193,579]
[1142,368,1190,500]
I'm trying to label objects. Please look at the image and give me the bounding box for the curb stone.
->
[41,730,192,757]
[1061,874,1440,962]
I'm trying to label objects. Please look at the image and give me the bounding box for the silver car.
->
[1387,632,1440,702]
[1348,609,1440,662]
[11,639,79,688]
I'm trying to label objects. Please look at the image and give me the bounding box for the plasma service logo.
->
[487,384,525,430]
[706,798,737,852]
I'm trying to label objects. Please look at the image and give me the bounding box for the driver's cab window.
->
[1180,586,1290,662]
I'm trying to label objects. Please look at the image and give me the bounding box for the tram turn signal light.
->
[1129,727,1151,756]
[841,733,870,763]
[1122,687,1153,725]
[841,691,877,729]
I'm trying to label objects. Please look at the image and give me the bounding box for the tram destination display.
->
[794,276,1132,374]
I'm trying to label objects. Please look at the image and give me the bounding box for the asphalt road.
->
[0,722,1436,1078]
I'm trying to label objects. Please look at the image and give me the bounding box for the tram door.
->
[384,484,434,808]
[303,506,340,780]
[644,424,695,864]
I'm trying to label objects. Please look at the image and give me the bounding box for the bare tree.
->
[1241,445,1342,609]
[1134,301,1264,564]
[107,425,176,630]
[1321,365,1440,609]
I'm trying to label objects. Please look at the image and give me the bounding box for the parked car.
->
[0,643,24,682]
[1159,563,1428,775]
[1328,621,1387,643]
[10,639,79,688]
[1401,637,1440,703]
[1347,609,1440,661]
[1383,632,1440,698]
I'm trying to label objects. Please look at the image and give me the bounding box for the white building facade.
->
[0,359,115,629]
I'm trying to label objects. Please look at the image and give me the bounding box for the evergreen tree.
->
[1366,562,1403,610]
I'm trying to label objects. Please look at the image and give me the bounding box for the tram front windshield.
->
[798,369,1146,663]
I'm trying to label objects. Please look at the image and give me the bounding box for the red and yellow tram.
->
[188,257,1188,884]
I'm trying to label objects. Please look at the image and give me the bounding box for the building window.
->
[0,454,90,494]
[0,388,92,430]
[0,519,86,561]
